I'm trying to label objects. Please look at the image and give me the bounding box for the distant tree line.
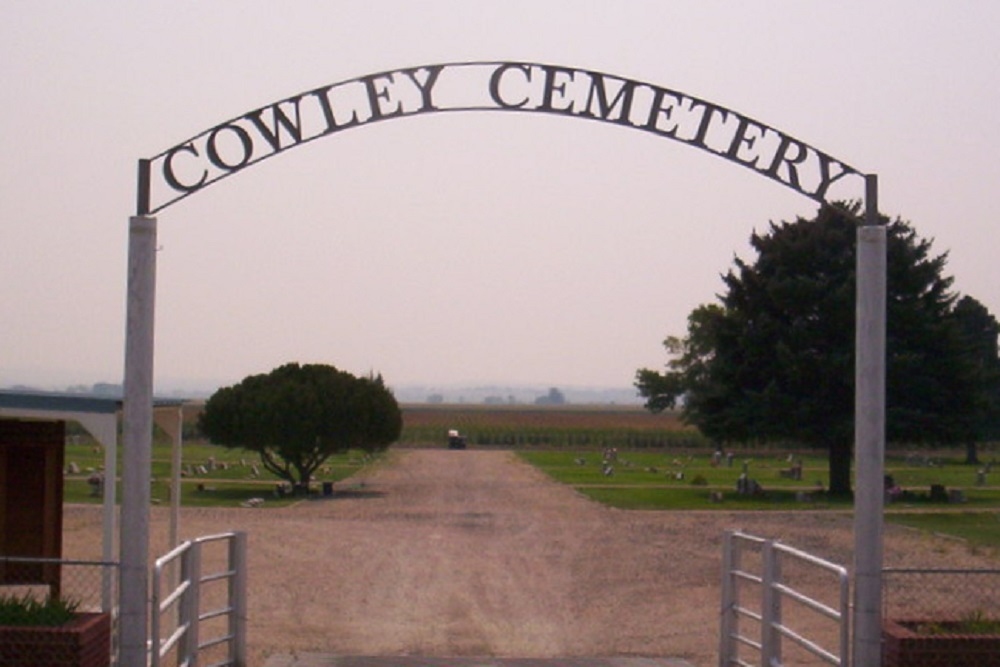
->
[535,387,567,405]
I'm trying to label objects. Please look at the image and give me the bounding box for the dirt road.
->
[63,449,1000,666]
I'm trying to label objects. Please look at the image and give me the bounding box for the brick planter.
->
[883,618,1000,667]
[0,612,111,667]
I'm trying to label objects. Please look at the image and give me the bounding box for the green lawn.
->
[62,437,384,508]
[517,449,1000,512]
[577,486,853,510]
[63,436,1000,550]
[885,512,1000,550]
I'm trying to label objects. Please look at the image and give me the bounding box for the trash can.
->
[322,481,334,497]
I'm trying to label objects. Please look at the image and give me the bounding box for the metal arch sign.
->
[124,59,886,667]
[137,61,864,215]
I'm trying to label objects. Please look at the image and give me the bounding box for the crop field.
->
[399,403,705,448]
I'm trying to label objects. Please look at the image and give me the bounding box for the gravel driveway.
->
[63,449,1000,666]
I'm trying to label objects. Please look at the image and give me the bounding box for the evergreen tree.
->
[950,295,1000,463]
[637,203,978,497]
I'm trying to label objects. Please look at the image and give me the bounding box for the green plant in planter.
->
[910,610,1000,636]
[0,593,80,627]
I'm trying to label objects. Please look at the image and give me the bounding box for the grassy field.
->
[60,403,1000,550]
[63,436,382,508]
[516,448,1000,550]
[517,449,1000,504]
[887,512,1000,550]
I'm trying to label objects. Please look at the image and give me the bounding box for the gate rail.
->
[720,530,850,667]
[151,531,247,667]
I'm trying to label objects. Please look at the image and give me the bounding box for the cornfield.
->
[399,404,705,449]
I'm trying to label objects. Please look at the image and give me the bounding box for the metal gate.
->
[151,531,248,667]
[719,530,850,667]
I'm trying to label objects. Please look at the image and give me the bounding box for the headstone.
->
[737,474,762,496]
[737,474,748,495]
[88,472,104,497]
[779,462,800,480]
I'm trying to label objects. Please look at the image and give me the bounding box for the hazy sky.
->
[3,1,999,395]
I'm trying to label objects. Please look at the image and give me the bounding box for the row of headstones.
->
[68,457,342,486]
[577,454,805,500]
[583,452,784,482]
[182,458,339,479]
[577,451,993,489]
[181,461,254,477]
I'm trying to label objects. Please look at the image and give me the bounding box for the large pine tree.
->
[637,203,981,497]
[950,295,1000,463]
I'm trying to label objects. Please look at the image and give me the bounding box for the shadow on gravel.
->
[265,655,697,667]
[329,488,386,500]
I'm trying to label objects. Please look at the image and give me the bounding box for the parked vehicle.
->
[447,429,467,450]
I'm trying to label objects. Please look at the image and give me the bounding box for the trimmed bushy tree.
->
[199,363,401,489]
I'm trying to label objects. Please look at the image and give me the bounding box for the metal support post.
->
[170,406,183,550]
[718,530,737,666]
[231,531,249,667]
[760,541,782,666]
[120,215,157,667]
[852,174,886,667]
[181,541,202,663]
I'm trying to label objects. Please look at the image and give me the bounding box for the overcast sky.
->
[3,1,998,396]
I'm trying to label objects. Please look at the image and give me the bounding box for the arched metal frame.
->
[137,61,864,215]
[122,61,885,667]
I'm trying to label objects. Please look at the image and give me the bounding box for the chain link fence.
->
[0,556,117,667]
[882,568,1000,667]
